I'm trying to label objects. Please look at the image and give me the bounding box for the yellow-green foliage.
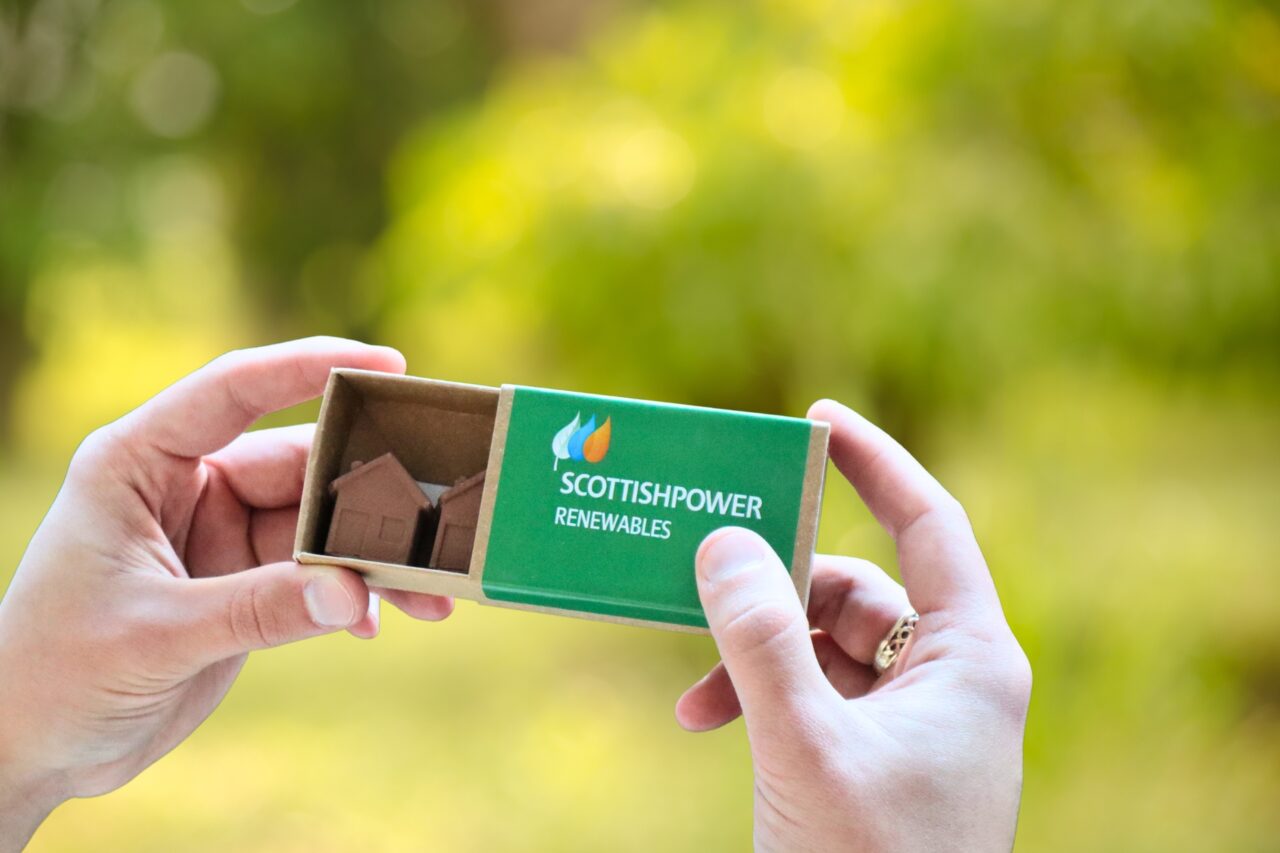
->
[2,0,1277,849]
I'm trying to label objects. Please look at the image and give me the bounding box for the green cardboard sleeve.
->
[294,369,828,633]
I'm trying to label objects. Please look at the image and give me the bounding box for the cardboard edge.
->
[296,372,819,637]
[462,385,711,633]
[789,420,830,610]
[476,598,710,635]
[331,367,503,406]
[295,369,499,603]
[294,369,346,563]
[468,384,515,597]
[296,552,480,598]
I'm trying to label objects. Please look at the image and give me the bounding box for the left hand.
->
[0,337,453,849]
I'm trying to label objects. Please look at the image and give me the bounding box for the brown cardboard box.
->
[294,369,827,633]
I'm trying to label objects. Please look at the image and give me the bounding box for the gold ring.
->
[873,610,919,675]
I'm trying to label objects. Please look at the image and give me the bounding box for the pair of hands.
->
[0,338,1030,851]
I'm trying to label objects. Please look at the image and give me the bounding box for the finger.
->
[186,502,297,579]
[807,555,911,665]
[811,631,878,699]
[193,421,311,572]
[204,424,314,510]
[122,337,406,459]
[185,465,255,577]
[377,587,455,622]
[675,631,878,732]
[347,591,380,640]
[807,399,1000,620]
[675,662,741,732]
[168,563,370,668]
[695,527,837,736]
[249,507,300,567]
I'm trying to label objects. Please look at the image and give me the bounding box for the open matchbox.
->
[294,369,829,633]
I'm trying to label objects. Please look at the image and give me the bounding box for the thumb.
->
[696,528,835,731]
[171,563,370,668]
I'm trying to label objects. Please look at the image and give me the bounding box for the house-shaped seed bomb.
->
[325,453,432,565]
[429,470,486,572]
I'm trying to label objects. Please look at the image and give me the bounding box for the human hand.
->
[676,400,1031,852]
[0,338,453,849]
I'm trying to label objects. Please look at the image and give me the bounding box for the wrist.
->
[0,753,67,850]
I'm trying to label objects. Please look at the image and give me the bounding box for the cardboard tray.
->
[295,369,828,633]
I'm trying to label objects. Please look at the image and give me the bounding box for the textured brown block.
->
[325,452,432,565]
[429,470,486,572]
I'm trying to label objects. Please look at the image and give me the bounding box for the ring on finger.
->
[873,610,919,675]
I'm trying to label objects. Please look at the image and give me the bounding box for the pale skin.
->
[0,338,454,849]
[676,400,1032,851]
[0,340,1029,850]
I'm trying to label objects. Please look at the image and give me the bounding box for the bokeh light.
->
[1,0,1277,850]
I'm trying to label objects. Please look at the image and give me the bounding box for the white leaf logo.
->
[551,413,580,471]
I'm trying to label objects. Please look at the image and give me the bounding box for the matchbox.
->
[294,370,828,633]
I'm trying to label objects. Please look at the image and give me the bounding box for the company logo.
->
[551,412,612,470]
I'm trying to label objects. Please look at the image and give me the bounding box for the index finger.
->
[121,337,406,459]
[807,398,1000,621]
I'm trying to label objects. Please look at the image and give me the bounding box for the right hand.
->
[676,399,1031,852]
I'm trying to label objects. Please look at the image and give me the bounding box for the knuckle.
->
[70,425,118,470]
[1005,646,1033,701]
[870,594,908,627]
[811,571,854,626]
[102,591,177,662]
[949,623,1033,719]
[936,494,973,533]
[67,424,133,487]
[205,349,250,384]
[217,346,252,366]
[228,582,279,649]
[717,597,804,660]
[213,360,258,420]
[986,644,1033,719]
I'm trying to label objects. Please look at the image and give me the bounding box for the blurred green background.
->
[2,0,1279,849]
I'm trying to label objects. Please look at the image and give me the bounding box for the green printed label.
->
[481,386,812,627]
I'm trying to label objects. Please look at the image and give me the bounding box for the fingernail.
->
[698,527,769,579]
[304,574,357,627]
[375,346,407,370]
